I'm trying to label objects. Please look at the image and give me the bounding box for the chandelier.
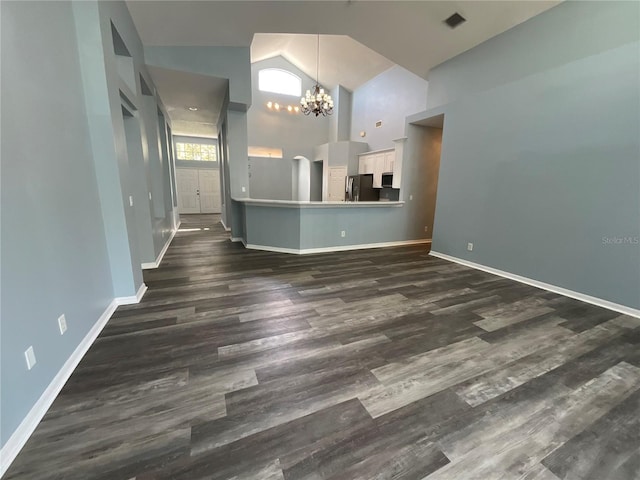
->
[300,35,333,117]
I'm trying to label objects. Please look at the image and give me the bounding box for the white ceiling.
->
[127,1,561,79]
[251,34,394,91]
[147,66,228,138]
[128,1,561,137]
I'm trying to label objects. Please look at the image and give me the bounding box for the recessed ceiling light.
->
[187,106,198,111]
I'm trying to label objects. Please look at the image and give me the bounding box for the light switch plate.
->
[58,314,67,335]
[25,346,36,370]
[129,195,134,207]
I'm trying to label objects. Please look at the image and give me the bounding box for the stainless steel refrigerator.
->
[345,174,379,202]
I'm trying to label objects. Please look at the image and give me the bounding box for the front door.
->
[198,169,221,213]
[176,169,200,214]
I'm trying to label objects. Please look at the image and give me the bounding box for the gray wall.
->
[426,2,639,110]
[123,112,156,265]
[350,65,428,151]
[247,56,330,158]
[249,157,293,201]
[73,0,142,297]
[310,161,323,201]
[173,134,219,170]
[144,46,252,107]
[429,1,640,309]
[1,0,180,454]
[1,0,113,446]
[329,85,352,143]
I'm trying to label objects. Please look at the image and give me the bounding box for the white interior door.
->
[328,166,347,202]
[198,169,221,213]
[176,169,200,214]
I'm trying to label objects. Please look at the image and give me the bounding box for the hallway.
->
[5,215,640,479]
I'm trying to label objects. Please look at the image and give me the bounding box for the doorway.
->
[328,166,347,202]
[407,113,444,242]
[176,168,221,214]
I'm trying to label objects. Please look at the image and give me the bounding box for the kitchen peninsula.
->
[231,198,418,254]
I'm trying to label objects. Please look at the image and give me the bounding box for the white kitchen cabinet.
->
[372,153,385,188]
[359,154,376,175]
[383,151,395,173]
[392,138,406,189]
[358,148,397,189]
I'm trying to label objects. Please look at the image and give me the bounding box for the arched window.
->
[258,68,302,97]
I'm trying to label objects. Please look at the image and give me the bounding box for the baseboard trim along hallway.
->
[0,285,148,477]
[141,222,181,269]
[430,251,640,319]
[245,239,432,255]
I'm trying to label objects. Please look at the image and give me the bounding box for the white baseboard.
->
[230,237,246,244]
[0,280,148,477]
[220,218,231,232]
[429,251,640,319]
[245,239,431,255]
[141,222,180,270]
[173,210,181,230]
[115,283,148,306]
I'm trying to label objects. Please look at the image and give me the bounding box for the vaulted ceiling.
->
[251,34,394,92]
[126,1,561,137]
[127,1,560,79]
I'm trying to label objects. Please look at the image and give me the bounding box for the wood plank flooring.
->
[6,214,640,480]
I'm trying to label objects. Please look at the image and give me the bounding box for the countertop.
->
[232,198,405,209]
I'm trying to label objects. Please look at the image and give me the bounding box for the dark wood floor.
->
[6,214,640,480]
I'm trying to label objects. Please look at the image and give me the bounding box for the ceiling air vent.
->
[444,12,466,29]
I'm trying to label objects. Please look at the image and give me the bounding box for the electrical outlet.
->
[467,242,474,251]
[341,230,346,238]
[129,195,134,207]
[424,226,428,232]
[148,192,152,200]
[58,314,67,335]
[409,194,413,201]
[241,186,246,193]
[25,346,36,370]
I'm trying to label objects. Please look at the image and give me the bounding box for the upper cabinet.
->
[383,151,395,174]
[358,148,397,189]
